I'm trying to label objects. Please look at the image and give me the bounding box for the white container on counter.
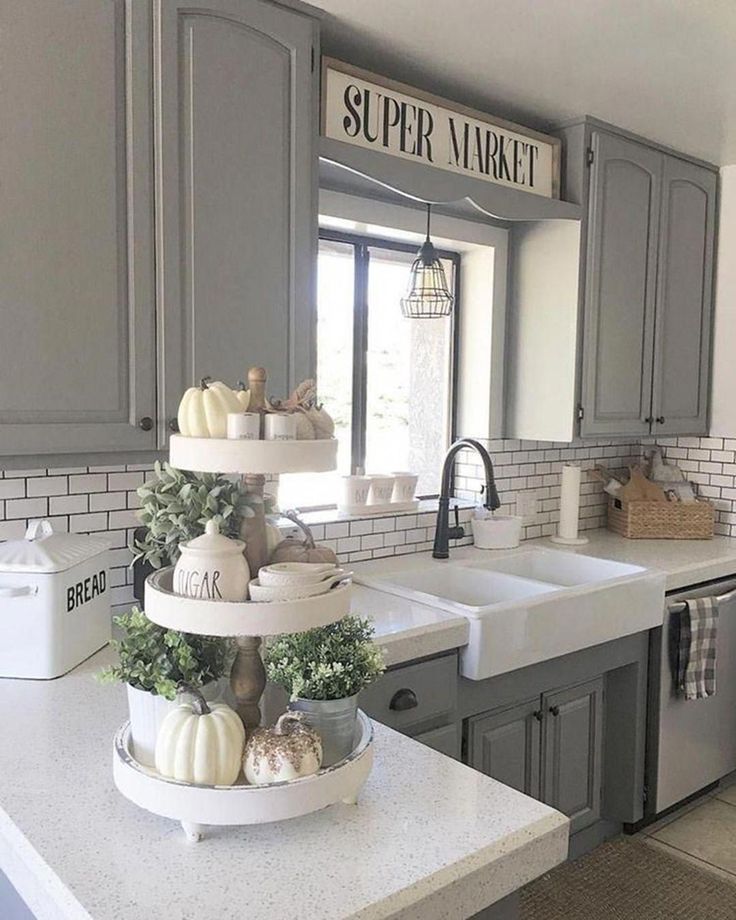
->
[173,520,250,602]
[0,520,110,679]
[391,472,418,503]
[471,515,523,550]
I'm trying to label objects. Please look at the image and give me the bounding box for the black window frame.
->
[318,227,461,497]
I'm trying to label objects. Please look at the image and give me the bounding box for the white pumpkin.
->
[155,693,245,786]
[244,712,322,785]
[233,382,251,411]
[177,377,241,438]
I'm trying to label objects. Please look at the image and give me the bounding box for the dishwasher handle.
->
[668,586,736,613]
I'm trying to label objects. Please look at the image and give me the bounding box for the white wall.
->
[710,164,736,436]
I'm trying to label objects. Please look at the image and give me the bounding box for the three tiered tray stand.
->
[112,434,374,841]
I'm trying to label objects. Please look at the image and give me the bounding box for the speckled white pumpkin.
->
[244,712,322,785]
[155,695,245,786]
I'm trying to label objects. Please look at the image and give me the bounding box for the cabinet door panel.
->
[542,678,603,835]
[156,0,317,443]
[651,158,716,436]
[467,699,541,799]
[581,132,662,437]
[0,1,156,455]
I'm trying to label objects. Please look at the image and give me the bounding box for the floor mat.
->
[520,837,736,919]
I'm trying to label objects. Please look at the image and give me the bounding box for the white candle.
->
[558,464,582,540]
[227,412,260,440]
[264,413,297,441]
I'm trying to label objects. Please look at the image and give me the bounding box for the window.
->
[279,230,460,510]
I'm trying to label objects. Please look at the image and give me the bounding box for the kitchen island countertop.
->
[0,648,568,920]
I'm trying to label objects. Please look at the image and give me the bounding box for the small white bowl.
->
[471,515,523,550]
[249,577,342,602]
[258,562,342,587]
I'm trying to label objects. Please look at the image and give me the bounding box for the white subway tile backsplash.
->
[49,494,88,515]
[5,497,47,519]
[69,473,107,494]
[26,475,68,496]
[0,480,25,499]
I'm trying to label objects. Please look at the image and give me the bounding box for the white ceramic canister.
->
[338,475,372,510]
[173,520,250,601]
[471,515,523,550]
[367,475,395,505]
[390,472,418,503]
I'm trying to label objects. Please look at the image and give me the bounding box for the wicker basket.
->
[607,498,714,540]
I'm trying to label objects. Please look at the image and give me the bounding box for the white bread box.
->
[0,520,111,679]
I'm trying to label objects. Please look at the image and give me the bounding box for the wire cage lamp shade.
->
[400,204,455,318]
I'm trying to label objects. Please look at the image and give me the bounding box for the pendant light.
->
[400,203,455,318]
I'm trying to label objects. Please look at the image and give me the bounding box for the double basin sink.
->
[355,548,666,680]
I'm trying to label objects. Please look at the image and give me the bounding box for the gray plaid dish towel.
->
[676,597,719,700]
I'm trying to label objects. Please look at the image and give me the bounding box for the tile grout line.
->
[644,835,736,879]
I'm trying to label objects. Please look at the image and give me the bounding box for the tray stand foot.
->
[181,821,204,842]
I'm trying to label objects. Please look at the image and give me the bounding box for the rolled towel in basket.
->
[676,597,719,700]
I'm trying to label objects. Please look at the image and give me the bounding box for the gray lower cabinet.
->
[561,117,717,439]
[155,0,318,443]
[414,723,462,760]
[468,678,604,834]
[0,0,157,457]
[467,699,541,799]
[359,653,458,737]
[541,678,603,834]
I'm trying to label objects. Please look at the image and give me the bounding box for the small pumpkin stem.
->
[199,376,212,390]
[178,682,211,716]
[283,510,315,548]
[274,712,302,735]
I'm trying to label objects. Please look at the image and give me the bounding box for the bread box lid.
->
[0,520,110,574]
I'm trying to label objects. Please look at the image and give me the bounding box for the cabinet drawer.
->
[414,723,461,760]
[359,654,457,735]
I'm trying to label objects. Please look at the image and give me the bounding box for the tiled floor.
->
[638,776,736,883]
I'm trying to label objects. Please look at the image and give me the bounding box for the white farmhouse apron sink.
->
[356,548,665,680]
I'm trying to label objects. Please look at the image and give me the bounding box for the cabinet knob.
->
[533,709,543,722]
[138,416,154,431]
[168,418,180,433]
[656,416,666,424]
[389,688,418,712]
[645,417,654,424]
[549,705,560,717]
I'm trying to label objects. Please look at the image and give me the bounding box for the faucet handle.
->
[448,503,465,542]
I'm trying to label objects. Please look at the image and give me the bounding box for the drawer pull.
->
[533,709,543,722]
[549,705,560,717]
[389,688,418,712]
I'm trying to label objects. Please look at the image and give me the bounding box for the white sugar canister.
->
[0,520,111,679]
[173,520,250,601]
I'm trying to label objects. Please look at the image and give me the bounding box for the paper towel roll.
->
[558,464,582,540]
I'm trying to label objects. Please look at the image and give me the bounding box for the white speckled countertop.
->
[0,649,568,920]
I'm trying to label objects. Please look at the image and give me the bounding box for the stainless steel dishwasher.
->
[646,577,736,817]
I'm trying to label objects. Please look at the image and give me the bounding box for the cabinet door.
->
[155,0,318,443]
[467,699,541,799]
[542,678,603,834]
[414,723,461,760]
[650,158,717,436]
[0,1,156,456]
[580,132,662,437]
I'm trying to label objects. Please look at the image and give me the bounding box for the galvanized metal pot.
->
[289,694,359,766]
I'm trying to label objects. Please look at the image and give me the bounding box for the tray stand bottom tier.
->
[112,714,374,840]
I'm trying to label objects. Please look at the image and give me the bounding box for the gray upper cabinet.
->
[559,117,718,440]
[155,0,318,443]
[651,158,717,436]
[581,132,662,438]
[0,1,157,457]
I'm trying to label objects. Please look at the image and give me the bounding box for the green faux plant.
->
[97,607,231,700]
[265,615,385,701]
[132,461,270,569]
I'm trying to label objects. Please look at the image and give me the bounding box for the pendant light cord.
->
[425,202,431,241]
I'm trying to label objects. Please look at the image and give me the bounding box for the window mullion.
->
[351,244,370,473]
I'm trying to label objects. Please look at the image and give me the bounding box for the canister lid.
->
[180,519,245,556]
[0,520,110,574]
